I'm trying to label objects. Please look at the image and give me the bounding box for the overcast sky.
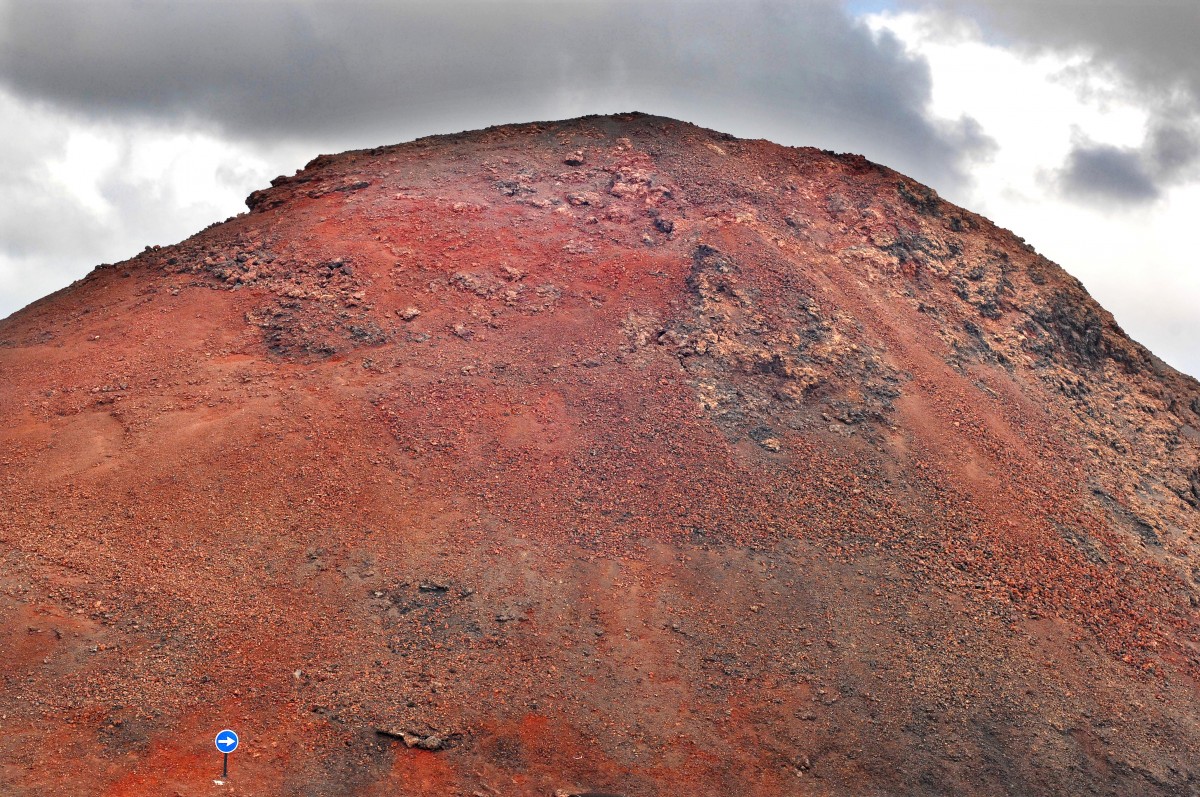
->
[0,0,1196,378]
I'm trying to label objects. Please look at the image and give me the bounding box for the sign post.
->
[215,729,239,778]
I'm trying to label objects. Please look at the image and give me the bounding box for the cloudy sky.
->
[0,0,1196,378]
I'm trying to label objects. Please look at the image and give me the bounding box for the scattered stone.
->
[567,192,603,207]
[494,179,534,197]
[305,179,371,200]
[399,307,421,321]
[417,735,443,751]
[496,610,527,622]
[375,727,451,752]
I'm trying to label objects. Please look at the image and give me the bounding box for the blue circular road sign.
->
[215,729,239,754]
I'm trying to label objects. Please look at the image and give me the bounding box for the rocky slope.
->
[1,112,1198,796]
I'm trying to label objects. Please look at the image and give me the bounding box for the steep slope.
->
[1,113,1198,796]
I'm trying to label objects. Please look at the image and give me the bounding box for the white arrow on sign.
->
[215,729,239,754]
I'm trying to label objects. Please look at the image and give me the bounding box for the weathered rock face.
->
[1,112,1198,796]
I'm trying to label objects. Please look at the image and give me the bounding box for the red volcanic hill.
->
[1,113,1199,796]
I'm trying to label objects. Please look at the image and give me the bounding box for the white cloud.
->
[44,128,122,219]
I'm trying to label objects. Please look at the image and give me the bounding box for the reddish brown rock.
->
[0,113,1197,796]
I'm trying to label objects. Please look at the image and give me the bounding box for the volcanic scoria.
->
[2,113,1199,796]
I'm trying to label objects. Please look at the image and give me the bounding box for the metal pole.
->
[223,752,228,778]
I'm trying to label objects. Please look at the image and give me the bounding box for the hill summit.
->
[2,112,1199,796]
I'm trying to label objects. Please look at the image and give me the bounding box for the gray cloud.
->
[1147,117,1200,177]
[0,0,990,196]
[1056,141,1160,205]
[910,0,1200,204]
[1055,116,1200,206]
